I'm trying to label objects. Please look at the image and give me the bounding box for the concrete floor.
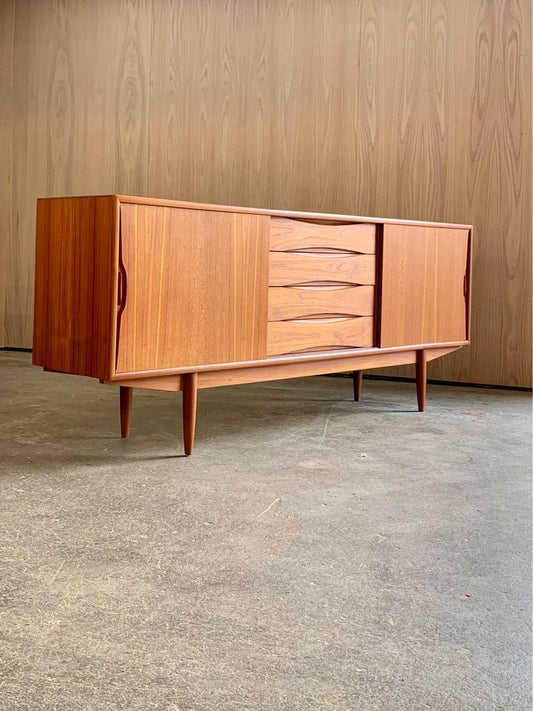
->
[0,351,531,711]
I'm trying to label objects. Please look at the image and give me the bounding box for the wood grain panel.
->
[148,0,271,206]
[339,0,381,217]
[63,0,152,196]
[6,0,152,349]
[3,0,531,386]
[267,317,374,357]
[270,0,345,213]
[269,253,375,287]
[373,0,531,385]
[45,1,74,196]
[32,196,118,379]
[114,0,150,195]
[8,0,46,347]
[455,0,531,387]
[116,204,269,373]
[380,224,469,347]
[270,218,376,253]
[0,0,15,347]
[268,285,374,321]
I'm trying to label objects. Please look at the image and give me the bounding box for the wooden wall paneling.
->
[148,0,271,208]
[427,0,458,220]
[307,0,347,214]
[44,1,76,198]
[367,0,531,386]
[66,0,112,196]
[70,0,152,196]
[398,0,469,383]
[112,0,152,196]
[383,0,460,220]
[146,0,193,202]
[8,0,50,348]
[148,0,223,203]
[7,0,152,349]
[364,0,464,379]
[269,0,347,213]
[427,0,531,387]
[0,0,15,348]
[338,0,382,217]
[3,0,531,385]
[391,0,446,218]
[226,0,271,207]
[459,0,532,388]
[269,0,310,211]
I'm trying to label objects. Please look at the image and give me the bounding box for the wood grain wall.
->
[0,0,15,349]
[2,0,531,386]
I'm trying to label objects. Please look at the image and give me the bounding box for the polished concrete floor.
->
[0,351,531,711]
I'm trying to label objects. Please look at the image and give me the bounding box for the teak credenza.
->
[33,196,472,455]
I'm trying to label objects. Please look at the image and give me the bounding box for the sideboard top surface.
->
[36,194,473,231]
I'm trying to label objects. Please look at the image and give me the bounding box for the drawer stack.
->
[267,218,376,356]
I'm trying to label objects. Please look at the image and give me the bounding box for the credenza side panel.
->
[115,204,269,373]
[379,225,470,348]
[32,196,119,379]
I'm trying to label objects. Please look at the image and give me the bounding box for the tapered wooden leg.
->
[352,370,363,401]
[416,349,427,412]
[182,372,198,456]
[120,386,133,438]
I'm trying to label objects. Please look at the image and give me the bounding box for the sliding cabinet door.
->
[115,204,269,373]
[379,225,470,348]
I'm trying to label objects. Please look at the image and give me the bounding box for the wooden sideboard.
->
[33,195,472,455]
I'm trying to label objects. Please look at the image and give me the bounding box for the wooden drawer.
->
[268,285,374,320]
[269,252,375,286]
[267,317,373,356]
[270,217,376,253]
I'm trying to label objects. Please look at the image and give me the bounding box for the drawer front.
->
[269,252,375,286]
[270,218,376,253]
[268,285,374,320]
[267,317,374,356]
[267,216,377,356]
